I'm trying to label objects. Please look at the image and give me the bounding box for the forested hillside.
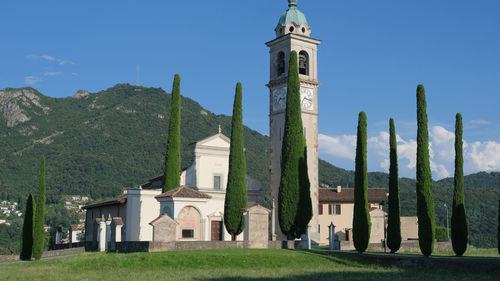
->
[0,84,498,250]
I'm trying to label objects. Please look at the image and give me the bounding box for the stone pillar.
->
[307,225,311,250]
[329,222,340,251]
[105,215,112,251]
[201,219,206,241]
[98,215,106,252]
[271,200,276,241]
[115,225,122,242]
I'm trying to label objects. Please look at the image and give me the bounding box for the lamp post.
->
[444,203,449,241]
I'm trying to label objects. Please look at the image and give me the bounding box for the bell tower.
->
[267,0,321,240]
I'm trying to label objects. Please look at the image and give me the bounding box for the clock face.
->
[272,87,287,112]
[272,86,314,112]
[300,87,314,111]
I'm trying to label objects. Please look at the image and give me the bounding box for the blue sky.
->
[1,0,499,179]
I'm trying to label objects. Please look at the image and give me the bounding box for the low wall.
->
[115,240,299,253]
[331,251,500,273]
[51,242,85,250]
[340,240,452,252]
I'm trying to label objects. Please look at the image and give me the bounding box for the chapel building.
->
[83,131,264,249]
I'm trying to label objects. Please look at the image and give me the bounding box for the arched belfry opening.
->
[277,52,285,76]
[299,51,309,75]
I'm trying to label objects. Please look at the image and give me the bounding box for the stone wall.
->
[115,240,291,253]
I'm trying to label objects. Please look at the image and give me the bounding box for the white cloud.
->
[26,54,75,65]
[44,71,62,76]
[465,119,490,128]
[318,134,356,160]
[24,76,42,85]
[319,126,500,179]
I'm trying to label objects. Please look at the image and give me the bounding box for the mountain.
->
[0,84,498,249]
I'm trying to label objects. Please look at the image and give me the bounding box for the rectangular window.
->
[214,176,221,190]
[182,229,194,238]
[328,204,332,215]
[335,204,341,215]
[318,204,323,215]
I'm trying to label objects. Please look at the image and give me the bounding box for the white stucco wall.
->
[125,189,162,241]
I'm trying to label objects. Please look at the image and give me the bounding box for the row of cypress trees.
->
[353,85,472,257]
[20,157,46,261]
[160,73,250,240]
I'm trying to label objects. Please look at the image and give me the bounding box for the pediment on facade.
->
[196,133,230,149]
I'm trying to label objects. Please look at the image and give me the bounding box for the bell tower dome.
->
[267,0,321,241]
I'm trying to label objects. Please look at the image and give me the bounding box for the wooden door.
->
[211,221,222,241]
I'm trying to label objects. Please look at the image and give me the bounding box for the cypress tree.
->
[416,84,435,257]
[451,113,468,256]
[353,111,370,253]
[20,194,34,261]
[163,74,182,192]
[278,51,306,240]
[295,146,312,238]
[224,82,248,241]
[387,118,401,253]
[33,156,46,260]
[498,196,499,255]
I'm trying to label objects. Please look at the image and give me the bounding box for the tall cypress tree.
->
[33,156,46,260]
[20,194,34,261]
[224,82,248,241]
[353,111,370,253]
[295,146,312,238]
[416,84,435,257]
[451,113,468,256]
[278,51,306,240]
[387,118,401,253]
[163,74,181,192]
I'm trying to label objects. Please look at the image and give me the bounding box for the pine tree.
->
[224,82,248,241]
[387,118,401,253]
[33,156,46,260]
[20,194,34,261]
[278,51,307,240]
[416,84,435,257]
[451,113,468,256]
[353,111,371,253]
[163,74,182,192]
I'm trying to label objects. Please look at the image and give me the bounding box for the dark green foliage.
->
[416,84,435,256]
[435,226,450,242]
[20,194,34,260]
[295,147,312,237]
[353,111,370,253]
[33,156,46,260]
[278,51,310,239]
[387,118,401,253]
[163,74,182,192]
[451,113,468,256]
[498,196,499,255]
[224,82,248,241]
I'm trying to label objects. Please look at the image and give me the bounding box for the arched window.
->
[277,52,285,76]
[299,51,309,75]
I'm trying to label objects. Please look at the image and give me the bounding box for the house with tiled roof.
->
[82,131,264,250]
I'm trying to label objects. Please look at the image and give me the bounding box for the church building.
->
[83,130,264,249]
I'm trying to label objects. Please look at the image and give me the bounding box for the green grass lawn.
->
[0,249,498,281]
[365,246,499,257]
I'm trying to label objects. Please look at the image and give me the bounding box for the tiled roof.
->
[82,195,127,210]
[155,186,212,199]
[70,224,84,231]
[319,188,387,203]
